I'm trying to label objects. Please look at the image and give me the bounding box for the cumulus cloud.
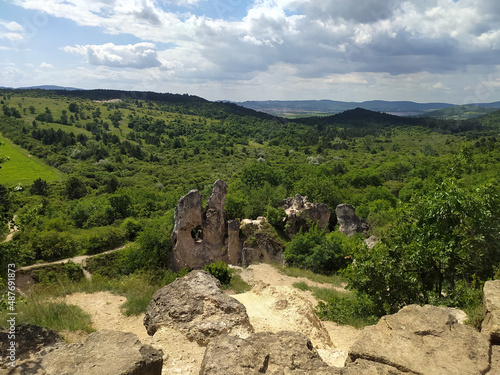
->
[64,42,164,69]
[0,19,24,42]
[11,0,500,98]
[39,62,54,68]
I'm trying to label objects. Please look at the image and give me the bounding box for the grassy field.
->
[0,134,62,186]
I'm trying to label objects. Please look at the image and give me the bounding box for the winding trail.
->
[3,215,19,243]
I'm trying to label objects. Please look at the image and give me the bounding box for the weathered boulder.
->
[170,180,228,270]
[227,219,242,265]
[482,279,500,344]
[8,330,162,375]
[143,270,253,345]
[199,331,334,375]
[283,194,331,237]
[335,204,369,236]
[347,304,491,375]
[0,324,62,369]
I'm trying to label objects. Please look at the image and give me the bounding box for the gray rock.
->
[170,180,229,270]
[482,279,500,344]
[283,194,331,237]
[199,331,334,375]
[143,270,253,345]
[335,203,369,236]
[347,304,490,375]
[6,330,162,375]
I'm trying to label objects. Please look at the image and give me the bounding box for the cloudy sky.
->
[1,0,500,103]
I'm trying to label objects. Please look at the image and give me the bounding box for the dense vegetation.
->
[1,88,499,328]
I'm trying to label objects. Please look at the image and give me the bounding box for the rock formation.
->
[239,218,284,266]
[232,283,333,350]
[199,331,333,375]
[6,330,163,375]
[283,194,331,237]
[143,270,253,345]
[335,203,369,236]
[170,180,228,270]
[347,304,490,375]
[482,279,500,344]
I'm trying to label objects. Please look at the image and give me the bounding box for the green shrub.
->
[29,230,78,260]
[83,226,127,255]
[316,292,380,328]
[204,261,232,285]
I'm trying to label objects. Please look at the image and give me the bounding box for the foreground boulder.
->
[482,279,500,344]
[335,204,369,236]
[347,304,490,375]
[143,270,253,344]
[9,330,162,375]
[200,331,333,375]
[0,324,62,369]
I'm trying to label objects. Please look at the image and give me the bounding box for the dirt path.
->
[59,263,362,373]
[19,245,128,273]
[3,216,18,242]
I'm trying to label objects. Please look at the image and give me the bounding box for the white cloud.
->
[63,42,164,69]
[39,62,54,68]
[8,0,500,102]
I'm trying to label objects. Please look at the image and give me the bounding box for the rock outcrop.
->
[283,194,331,237]
[199,331,333,375]
[232,283,333,350]
[335,204,369,236]
[170,180,228,270]
[143,270,253,345]
[347,304,491,375]
[8,330,162,375]
[482,279,500,344]
[240,218,284,266]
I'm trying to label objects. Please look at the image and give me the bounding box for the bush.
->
[316,292,381,328]
[284,226,355,274]
[29,230,78,260]
[204,261,232,285]
[82,226,127,255]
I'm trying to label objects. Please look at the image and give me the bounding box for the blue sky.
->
[1,0,500,103]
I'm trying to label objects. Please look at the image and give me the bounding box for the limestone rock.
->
[335,204,369,236]
[170,180,228,270]
[482,279,500,344]
[340,359,406,374]
[240,220,284,266]
[8,330,162,375]
[232,284,333,350]
[487,346,500,374]
[347,304,490,375]
[199,331,334,375]
[283,194,331,237]
[143,270,253,345]
[0,324,62,369]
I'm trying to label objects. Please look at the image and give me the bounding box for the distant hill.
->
[17,85,82,91]
[236,99,454,117]
[418,105,499,120]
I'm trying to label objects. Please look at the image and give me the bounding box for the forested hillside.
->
[1,88,499,326]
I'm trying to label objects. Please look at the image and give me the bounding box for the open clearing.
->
[0,134,61,186]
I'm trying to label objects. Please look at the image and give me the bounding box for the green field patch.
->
[0,134,62,186]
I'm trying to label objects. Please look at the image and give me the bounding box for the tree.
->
[30,178,49,196]
[68,102,79,113]
[65,177,87,199]
[345,179,500,313]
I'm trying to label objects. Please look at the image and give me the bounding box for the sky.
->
[1,0,500,103]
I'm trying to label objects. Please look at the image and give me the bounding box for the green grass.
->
[274,264,346,287]
[0,134,62,186]
[292,281,348,301]
[0,298,94,333]
[224,270,252,294]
